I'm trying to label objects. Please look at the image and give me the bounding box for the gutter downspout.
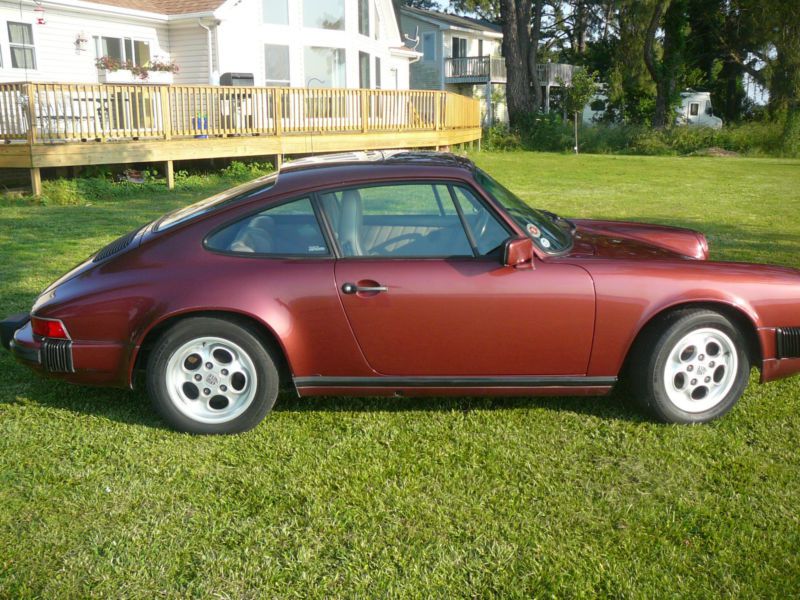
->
[198,19,215,84]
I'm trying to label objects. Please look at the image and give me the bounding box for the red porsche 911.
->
[3,151,800,433]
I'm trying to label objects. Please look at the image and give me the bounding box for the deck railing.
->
[0,82,480,144]
[536,63,576,86]
[445,57,507,82]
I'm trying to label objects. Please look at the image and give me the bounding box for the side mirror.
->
[502,236,534,267]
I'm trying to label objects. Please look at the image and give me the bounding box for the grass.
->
[1,152,800,597]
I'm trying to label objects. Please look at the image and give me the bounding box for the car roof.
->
[278,150,476,174]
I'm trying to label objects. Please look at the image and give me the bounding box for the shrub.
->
[483,124,522,151]
[484,117,791,157]
[37,160,273,206]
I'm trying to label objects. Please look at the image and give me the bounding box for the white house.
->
[0,0,418,89]
[399,5,507,124]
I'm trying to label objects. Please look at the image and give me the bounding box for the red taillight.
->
[31,317,70,339]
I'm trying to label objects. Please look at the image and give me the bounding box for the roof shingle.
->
[83,0,225,16]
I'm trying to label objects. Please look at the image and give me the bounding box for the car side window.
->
[451,186,509,256]
[205,196,329,256]
[319,183,473,258]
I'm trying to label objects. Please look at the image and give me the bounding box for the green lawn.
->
[2,153,800,597]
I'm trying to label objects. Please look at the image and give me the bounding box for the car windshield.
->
[155,174,278,231]
[475,169,573,254]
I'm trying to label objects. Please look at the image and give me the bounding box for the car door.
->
[318,181,596,377]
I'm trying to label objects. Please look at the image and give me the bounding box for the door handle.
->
[342,282,388,294]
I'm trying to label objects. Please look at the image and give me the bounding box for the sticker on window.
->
[540,238,551,249]
[308,245,327,253]
[526,223,541,238]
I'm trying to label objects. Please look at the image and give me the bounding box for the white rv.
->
[675,90,723,129]
[582,89,723,128]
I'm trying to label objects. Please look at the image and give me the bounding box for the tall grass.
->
[484,117,791,157]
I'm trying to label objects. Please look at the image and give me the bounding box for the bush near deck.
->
[1,152,799,598]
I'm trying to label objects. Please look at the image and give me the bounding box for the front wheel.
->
[631,309,751,424]
[146,317,279,434]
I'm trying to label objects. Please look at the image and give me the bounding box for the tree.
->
[498,0,536,126]
[560,68,598,152]
[643,0,689,128]
[400,0,440,10]
[606,0,658,124]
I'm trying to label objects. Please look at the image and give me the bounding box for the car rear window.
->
[155,174,277,232]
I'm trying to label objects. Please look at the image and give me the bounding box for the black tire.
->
[630,309,751,424]
[146,317,279,434]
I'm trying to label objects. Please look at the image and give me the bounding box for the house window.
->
[263,0,289,25]
[126,39,151,65]
[375,56,381,89]
[689,102,699,116]
[359,52,370,88]
[478,39,483,57]
[358,0,369,36]
[303,0,344,30]
[265,44,290,86]
[95,36,150,66]
[8,22,36,69]
[452,37,467,58]
[422,32,436,62]
[304,46,346,87]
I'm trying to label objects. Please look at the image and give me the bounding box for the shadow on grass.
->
[2,360,647,430]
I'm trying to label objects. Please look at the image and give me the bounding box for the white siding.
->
[214,0,410,89]
[0,0,169,83]
[443,31,500,59]
[400,13,441,90]
[169,22,211,85]
[0,0,412,88]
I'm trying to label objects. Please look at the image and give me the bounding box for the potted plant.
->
[138,57,179,84]
[96,56,132,83]
[96,56,179,84]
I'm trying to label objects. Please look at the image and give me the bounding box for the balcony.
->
[445,57,507,84]
[536,63,576,87]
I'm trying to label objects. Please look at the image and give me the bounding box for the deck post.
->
[361,90,369,133]
[273,90,283,136]
[274,154,283,170]
[30,167,41,196]
[164,160,174,190]
[24,83,36,145]
[160,87,172,140]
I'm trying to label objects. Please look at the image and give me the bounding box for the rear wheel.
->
[146,317,278,434]
[631,309,751,423]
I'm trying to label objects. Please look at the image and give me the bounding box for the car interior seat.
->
[339,189,364,256]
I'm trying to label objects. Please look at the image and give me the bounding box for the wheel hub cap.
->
[165,336,258,424]
[663,327,738,413]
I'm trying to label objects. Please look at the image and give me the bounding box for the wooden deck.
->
[0,83,482,194]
